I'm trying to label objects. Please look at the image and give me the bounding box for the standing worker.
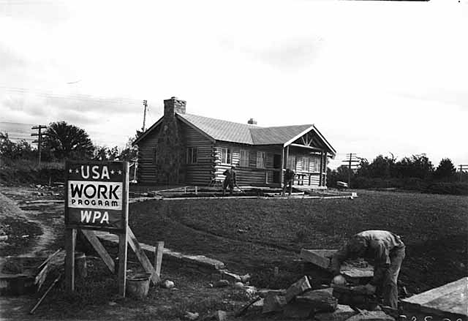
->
[283,168,295,196]
[223,166,237,196]
[330,230,405,310]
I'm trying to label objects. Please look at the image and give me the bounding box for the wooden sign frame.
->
[64,161,129,296]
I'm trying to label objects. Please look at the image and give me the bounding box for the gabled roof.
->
[178,113,255,144]
[135,112,336,156]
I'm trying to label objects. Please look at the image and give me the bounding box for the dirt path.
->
[0,187,65,320]
[0,186,64,258]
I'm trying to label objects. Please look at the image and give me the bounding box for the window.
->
[256,151,266,168]
[310,157,320,172]
[287,155,296,170]
[302,157,310,172]
[240,149,249,167]
[220,148,231,164]
[186,147,198,164]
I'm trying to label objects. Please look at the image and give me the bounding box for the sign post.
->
[65,161,129,295]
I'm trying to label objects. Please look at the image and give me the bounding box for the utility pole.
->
[142,100,148,132]
[342,153,361,188]
[31,125,47,166]
[459,164,468,182]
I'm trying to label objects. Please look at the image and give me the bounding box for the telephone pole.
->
[459,164,468,182]
[342,153,361,188]
[142,100,148,132]
[31,125,47,165]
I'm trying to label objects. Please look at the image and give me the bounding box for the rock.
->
[212,310,228,321]
[344,310,395,321]
[214,279,230,288]
[300,249,337,269]
[283,301,315,319]
[234,282,244,288]
[244,285,257,297]
[315,304,357,321]
[285,276,312,302]
[221,271,241,282]
[332,275,347,285]
[184,311,199,320]
[262,293,287,314]
[239,273,251,283]
[257,288,286,298]
[161,280,175,289]
[295,288,338,313]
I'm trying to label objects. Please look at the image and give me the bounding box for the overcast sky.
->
[1,0,467,169]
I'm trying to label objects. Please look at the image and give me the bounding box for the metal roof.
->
[135,112,336,156]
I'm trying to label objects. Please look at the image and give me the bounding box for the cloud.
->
[253,37,324,72]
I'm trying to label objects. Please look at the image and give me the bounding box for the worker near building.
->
[283,168,295,196]
[330,230,406,310]
[223,166,237,196]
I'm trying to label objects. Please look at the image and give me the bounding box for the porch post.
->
[319,151,324,186]
[280,146,285,187]
[323,152,327,187]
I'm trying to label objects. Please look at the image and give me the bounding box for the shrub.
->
[425,182,468,196]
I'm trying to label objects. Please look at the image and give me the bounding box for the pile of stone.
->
[254,276,395,321]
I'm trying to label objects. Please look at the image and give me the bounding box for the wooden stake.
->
[118,230,128,297]
[29,274,62,315]
[65,228,76,292]
[154,241,165,278]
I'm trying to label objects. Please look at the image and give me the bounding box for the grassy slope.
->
[129,190,468,293]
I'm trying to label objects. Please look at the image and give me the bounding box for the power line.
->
[0,86,142,105]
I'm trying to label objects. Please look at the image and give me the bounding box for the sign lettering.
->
[65,162,128,231]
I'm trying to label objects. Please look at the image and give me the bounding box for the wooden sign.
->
[65,161,161,297]
[65,161,129,296]
[65,161,128,232]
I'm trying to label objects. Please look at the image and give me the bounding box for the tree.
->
[43,121,94,161]
[396,154,433,179]
[434,158,456,181]
[365,154,396,178]
[0,132,36,161]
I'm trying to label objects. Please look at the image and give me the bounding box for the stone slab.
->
[285,276,312,302]
[315,304,357,321]
[401,277,468,318]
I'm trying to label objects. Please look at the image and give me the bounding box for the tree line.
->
[0,121,138,163]
[327,154,468,195]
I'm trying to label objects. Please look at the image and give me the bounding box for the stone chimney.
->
[247,118,257,125]
[164,96,186,118]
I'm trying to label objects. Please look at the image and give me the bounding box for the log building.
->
[133,97,336,188]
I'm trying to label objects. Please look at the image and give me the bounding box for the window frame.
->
[186,147,198,164]
[240,149,249,167]
[220,147,232,165]
[256,151,266,168]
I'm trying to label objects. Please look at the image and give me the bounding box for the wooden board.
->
[402,277,467,317]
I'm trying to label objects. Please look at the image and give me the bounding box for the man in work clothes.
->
[223,166,237,196]
[283,168,295,196]
[330,230,406,310]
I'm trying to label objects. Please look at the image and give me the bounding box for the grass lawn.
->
[3,188,466,320]
[129,190,468,293]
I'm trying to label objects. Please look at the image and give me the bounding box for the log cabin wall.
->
[212,144,283,187]
[137,126,161,184]
[179,121,215,186]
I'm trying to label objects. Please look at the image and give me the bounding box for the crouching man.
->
[330,230,406,310]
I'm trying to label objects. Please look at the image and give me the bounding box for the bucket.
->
[126,273,151,299]
[74,252,87,279]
